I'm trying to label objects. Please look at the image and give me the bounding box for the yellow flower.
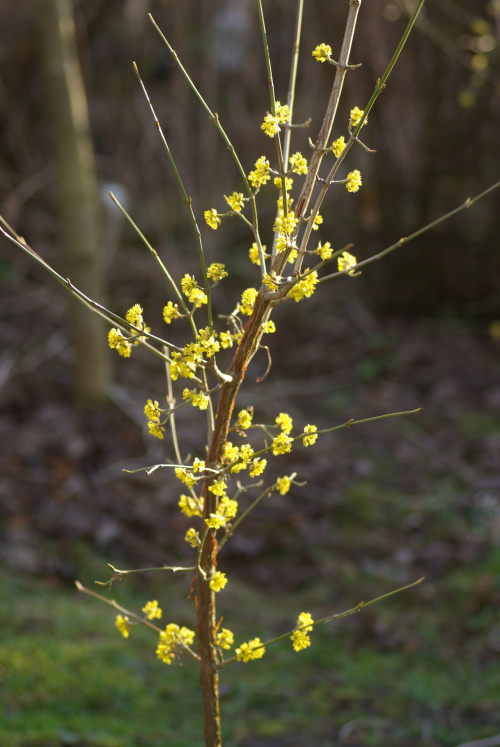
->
[219,331,235,348]
[205,513,227,530]
[249,242,269,266]
[276,476,291,495]
[350,106,367,128]
[248,156,271,188]
[207,263,228,283]
[274,212,298,235]
[237,409,253,430]
[175,467,197,488]
[331,136,346,157]
[115,614,130,638]
[291,611,314,652]
[208,480,227,497]
[148,421,164,440]
[163,301,180,324]
[289,152,308,175]
[185,528,200,548]
[209,571,228,592]
[156,624,195,665]
[261,113,281,137]
[275,101,291,124]
[312,213,323,231]
[236,638,266,662]
[249,458,267,477]
[183,388,210,410]
[142,600,162,620]
[108,328,132,358]
[272,432,293,455]
[144,399,161,422]
[302,424,318,447]
[179,493,203,518]
[226,192,244,212]
[346,169,362,193]
[125,303,144,327]
[216,628,234,650]
[288,271,318,302]
[337,251,358,275]
[276,412,293,434]
[262,320,276,334]
[204,208,221,229]
[239,287,258,316]
[312,43,332,62]
[316,242,332,261]
[274,176,294,191]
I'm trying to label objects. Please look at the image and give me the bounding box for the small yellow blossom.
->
[223,441,240,462]
[262,320,276,334]
[183,388,210,410]
[205,513,227,530]
[144,399,161,422]
[204,208,221,230]
[226,192,244,212]
[208,480,227,497]
[249,458,267,477]
[312,213,323,231]
[115,614,130,638]
[291,611,314,652]
[216,628,234,650]
[303,424,318,447]
[274,212,298,235]
[156,624,195,665]
[185,528,200,548]
[337,251,358,275]
[180,274,207,308]
[239,287,258,316]
[312,43,332,62]
[261,114,280,137]
[237,409,253,430]
[346,169,362,193]
[148,421,165,440]
[219,331,235,348]
[276,412,293,434]
[276,234,289,254]
[236,638,266,662]
[218,496,238,521]
[316,242,333,261]
[274,176,294,191]
[142,600,162,620]
[276,476,291,495]
[163,301,180,324]
[288,271,319,302]
[108,328,132,358]
[350,106,367,129]
[248,156,271,188]
[207,263,228,283]
[125,303,144,327]
[331,136,346,157]
[192,458,206,473]
[289,152,308,175]
[272,432,293,456]
[275,102,291,124]
[209,571,228,592]
[179,493,203,518]
[175,468,197,488]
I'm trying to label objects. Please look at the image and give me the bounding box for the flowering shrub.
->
[3,1,499,745]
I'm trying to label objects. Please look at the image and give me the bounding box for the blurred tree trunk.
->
[36,0,111,402]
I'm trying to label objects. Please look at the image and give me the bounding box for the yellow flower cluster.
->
[291,612,314,652]
[182,387,210,410]
[179,493,204,518]
[207,263,228,283]
[237,409,253,430]
[312,43,332,62]
[175,467,197,489]
[272,432,293,455]
[346,169,362,193]
[276,476,291,495]
[261,102,290,137]
[350,106,367,129]
[181,274,207,307]
[209,571,228,593]
[108,328,132,358]
[289,152,308,175]
[156,624,195,665]
[274,176,293,191]
[337,251,358,275]
[276,412,293,434]
[316,242,333,261]
[163,300,180,324]
[288,271,319,302]
[216,628,234,650]
[239,287,258,316]
[108,304,150,358]
[274,211,298,235]
[312,213,323,231]
[225,191,244,212]
[144,398,165,440]
[331,136,346,158]
[115,614,130,638]
[248,156,271,188]
[142,600,162,620]
[302,424,318,446]
[184,527,200,548]
[236,637,266,662]
[204,208,220,230]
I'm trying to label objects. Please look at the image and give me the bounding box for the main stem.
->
[197,296,270,746]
